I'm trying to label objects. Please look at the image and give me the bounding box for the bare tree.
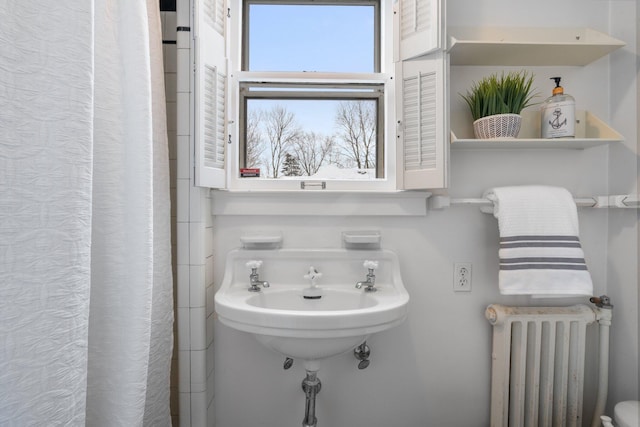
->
[264,106,300,178]
[293,132,335,176]
[335,101,377,170]
[245,110,264,169]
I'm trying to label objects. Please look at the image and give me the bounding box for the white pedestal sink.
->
[214,248,410,371]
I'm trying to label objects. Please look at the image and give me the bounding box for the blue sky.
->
[248,4,375,73]
[246,4,375,134]
[247,99,343,135]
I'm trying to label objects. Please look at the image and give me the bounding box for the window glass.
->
[245,2,377,72]
[242,94,382,179]
[238,0,386,185]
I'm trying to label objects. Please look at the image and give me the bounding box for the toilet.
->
[602,401,640,427]
[615,401,640,427]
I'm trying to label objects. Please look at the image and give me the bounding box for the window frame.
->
[193,0,446,192]
[228,0,397,191]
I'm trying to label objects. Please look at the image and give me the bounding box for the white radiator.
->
[485,304,609,427]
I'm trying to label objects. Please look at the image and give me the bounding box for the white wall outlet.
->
[453,262,472,292]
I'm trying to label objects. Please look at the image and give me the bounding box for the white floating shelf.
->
[448,27,625,66]
[450,110,624,150]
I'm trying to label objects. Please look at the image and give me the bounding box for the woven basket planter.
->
[473,113,522,139]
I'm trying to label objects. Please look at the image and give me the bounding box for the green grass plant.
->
[461,71,538,121]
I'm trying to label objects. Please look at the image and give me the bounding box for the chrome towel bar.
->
[430,194,639,212]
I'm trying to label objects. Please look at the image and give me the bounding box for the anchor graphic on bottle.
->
[549,108,567,130]
[541,77,575,138]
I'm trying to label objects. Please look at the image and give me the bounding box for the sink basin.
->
[215,248,410,368]
[246,288,377,311]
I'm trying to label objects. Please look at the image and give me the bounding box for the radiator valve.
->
[590,295,613,309]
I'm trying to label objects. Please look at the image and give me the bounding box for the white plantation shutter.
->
[396,52,446,189]
[195,0,227,188]
[396,0,440,60]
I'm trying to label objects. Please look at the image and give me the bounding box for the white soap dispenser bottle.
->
[541,77,575,138]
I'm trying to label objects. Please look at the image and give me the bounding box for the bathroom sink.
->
[215,248,409,367]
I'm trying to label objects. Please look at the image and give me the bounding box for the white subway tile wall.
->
[176,135,191,180]
[177,264,190,309]
[190,308,207,351]
[190,391,207,426]
[190,265,206,308]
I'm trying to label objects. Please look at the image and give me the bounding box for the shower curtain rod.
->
[429,194,639,211]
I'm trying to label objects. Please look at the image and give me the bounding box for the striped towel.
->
[484,186,593,296]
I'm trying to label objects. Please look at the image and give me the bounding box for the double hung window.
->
[195,0,446,191]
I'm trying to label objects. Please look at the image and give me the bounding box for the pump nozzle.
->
[550,77,564,95]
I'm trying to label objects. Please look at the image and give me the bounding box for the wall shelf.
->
[448,27,625,66]
[450,110,623,150]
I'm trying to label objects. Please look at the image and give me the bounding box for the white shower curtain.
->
[0,1,174,425]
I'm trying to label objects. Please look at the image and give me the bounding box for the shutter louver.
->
[400,0,430,42]
[203,0,225,36]
[203,65,226,169]
[397,0,439,60]
[403,71,437,171]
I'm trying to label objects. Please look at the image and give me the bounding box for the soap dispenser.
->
[540,77,575,138]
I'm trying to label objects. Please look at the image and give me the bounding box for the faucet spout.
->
[303,266,322,287]
[252,277,270,288]
[303,266,323,299]
[355,276,376,292]
[355,280,368,289]
[356,260,378,292]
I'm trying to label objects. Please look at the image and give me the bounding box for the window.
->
[236,0,388,185]
[194,0,446,191]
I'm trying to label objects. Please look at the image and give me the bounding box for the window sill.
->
[210,190,431,216]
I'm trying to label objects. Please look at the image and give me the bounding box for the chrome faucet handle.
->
[363,260,378,270]
[246,260,263,269]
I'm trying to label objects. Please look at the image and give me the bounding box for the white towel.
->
[484,185,593,296]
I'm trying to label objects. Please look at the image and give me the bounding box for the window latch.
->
[300,181,326,190]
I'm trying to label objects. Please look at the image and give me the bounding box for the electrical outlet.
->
[454,262,472,292]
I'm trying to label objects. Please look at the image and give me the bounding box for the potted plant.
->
[461,70,537,139]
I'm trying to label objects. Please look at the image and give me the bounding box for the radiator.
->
[485,304,602,427]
